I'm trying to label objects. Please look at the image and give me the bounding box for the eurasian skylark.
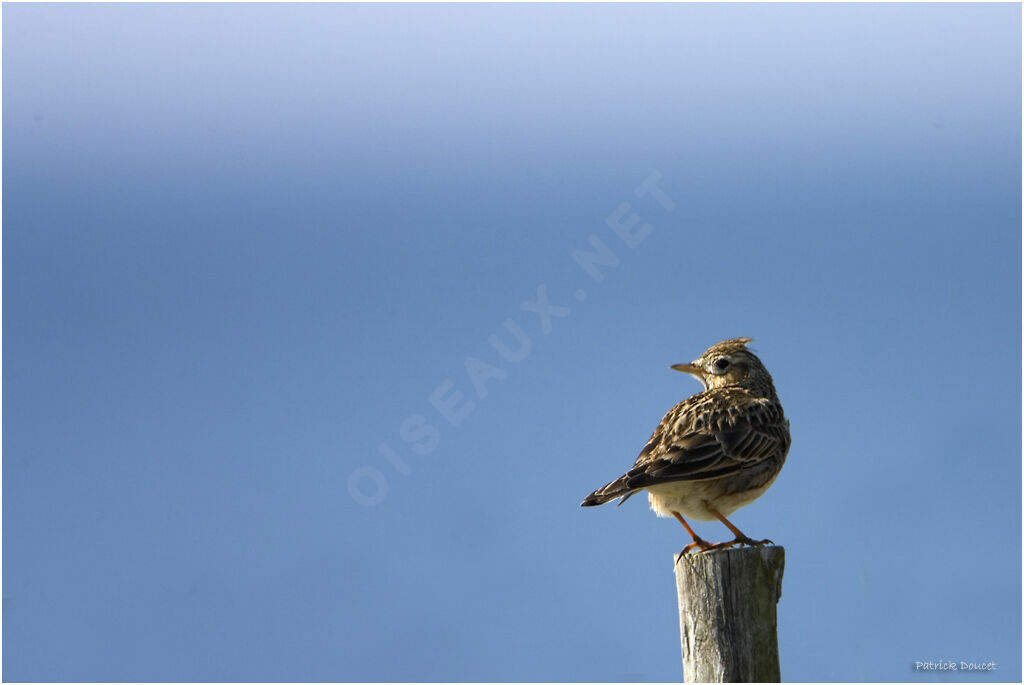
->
[581,338,790,555]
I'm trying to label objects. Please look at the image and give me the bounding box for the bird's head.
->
[671,338,776,396]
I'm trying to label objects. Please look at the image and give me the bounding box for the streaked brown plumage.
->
[581,338,790,555]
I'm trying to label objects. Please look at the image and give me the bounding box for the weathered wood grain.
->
[674,546,785,683]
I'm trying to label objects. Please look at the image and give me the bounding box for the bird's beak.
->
[671,362,702,376]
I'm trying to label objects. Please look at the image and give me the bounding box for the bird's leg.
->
[707,508,773,549]
[672,511,713,561]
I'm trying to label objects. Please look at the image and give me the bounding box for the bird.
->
[581,338,790,557]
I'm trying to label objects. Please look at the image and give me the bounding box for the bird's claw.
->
[678,537,774,558]
[742,536,773,547]
[711,536,773,550]
[675,537,714,563]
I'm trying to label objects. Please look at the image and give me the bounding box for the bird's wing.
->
[581,392,788,506]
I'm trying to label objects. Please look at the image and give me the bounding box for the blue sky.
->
[3,3,1020,682]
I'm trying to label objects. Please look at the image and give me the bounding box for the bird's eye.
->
[714,358,730,370]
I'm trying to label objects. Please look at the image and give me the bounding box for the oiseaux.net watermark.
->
[348,171,676,506]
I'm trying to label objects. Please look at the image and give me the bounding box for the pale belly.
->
[646,470,780,521]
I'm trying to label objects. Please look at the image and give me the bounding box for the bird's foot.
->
[708,536,773,551]
[675,537,714,563]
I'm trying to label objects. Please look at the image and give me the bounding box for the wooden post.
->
[674,546,785,683]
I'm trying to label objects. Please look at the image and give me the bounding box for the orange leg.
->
[707,508,773,550]
[672,511,714,561]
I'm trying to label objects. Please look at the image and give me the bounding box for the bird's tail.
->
[580,475,636,507]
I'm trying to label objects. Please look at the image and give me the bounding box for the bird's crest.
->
[704,337,754,355]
